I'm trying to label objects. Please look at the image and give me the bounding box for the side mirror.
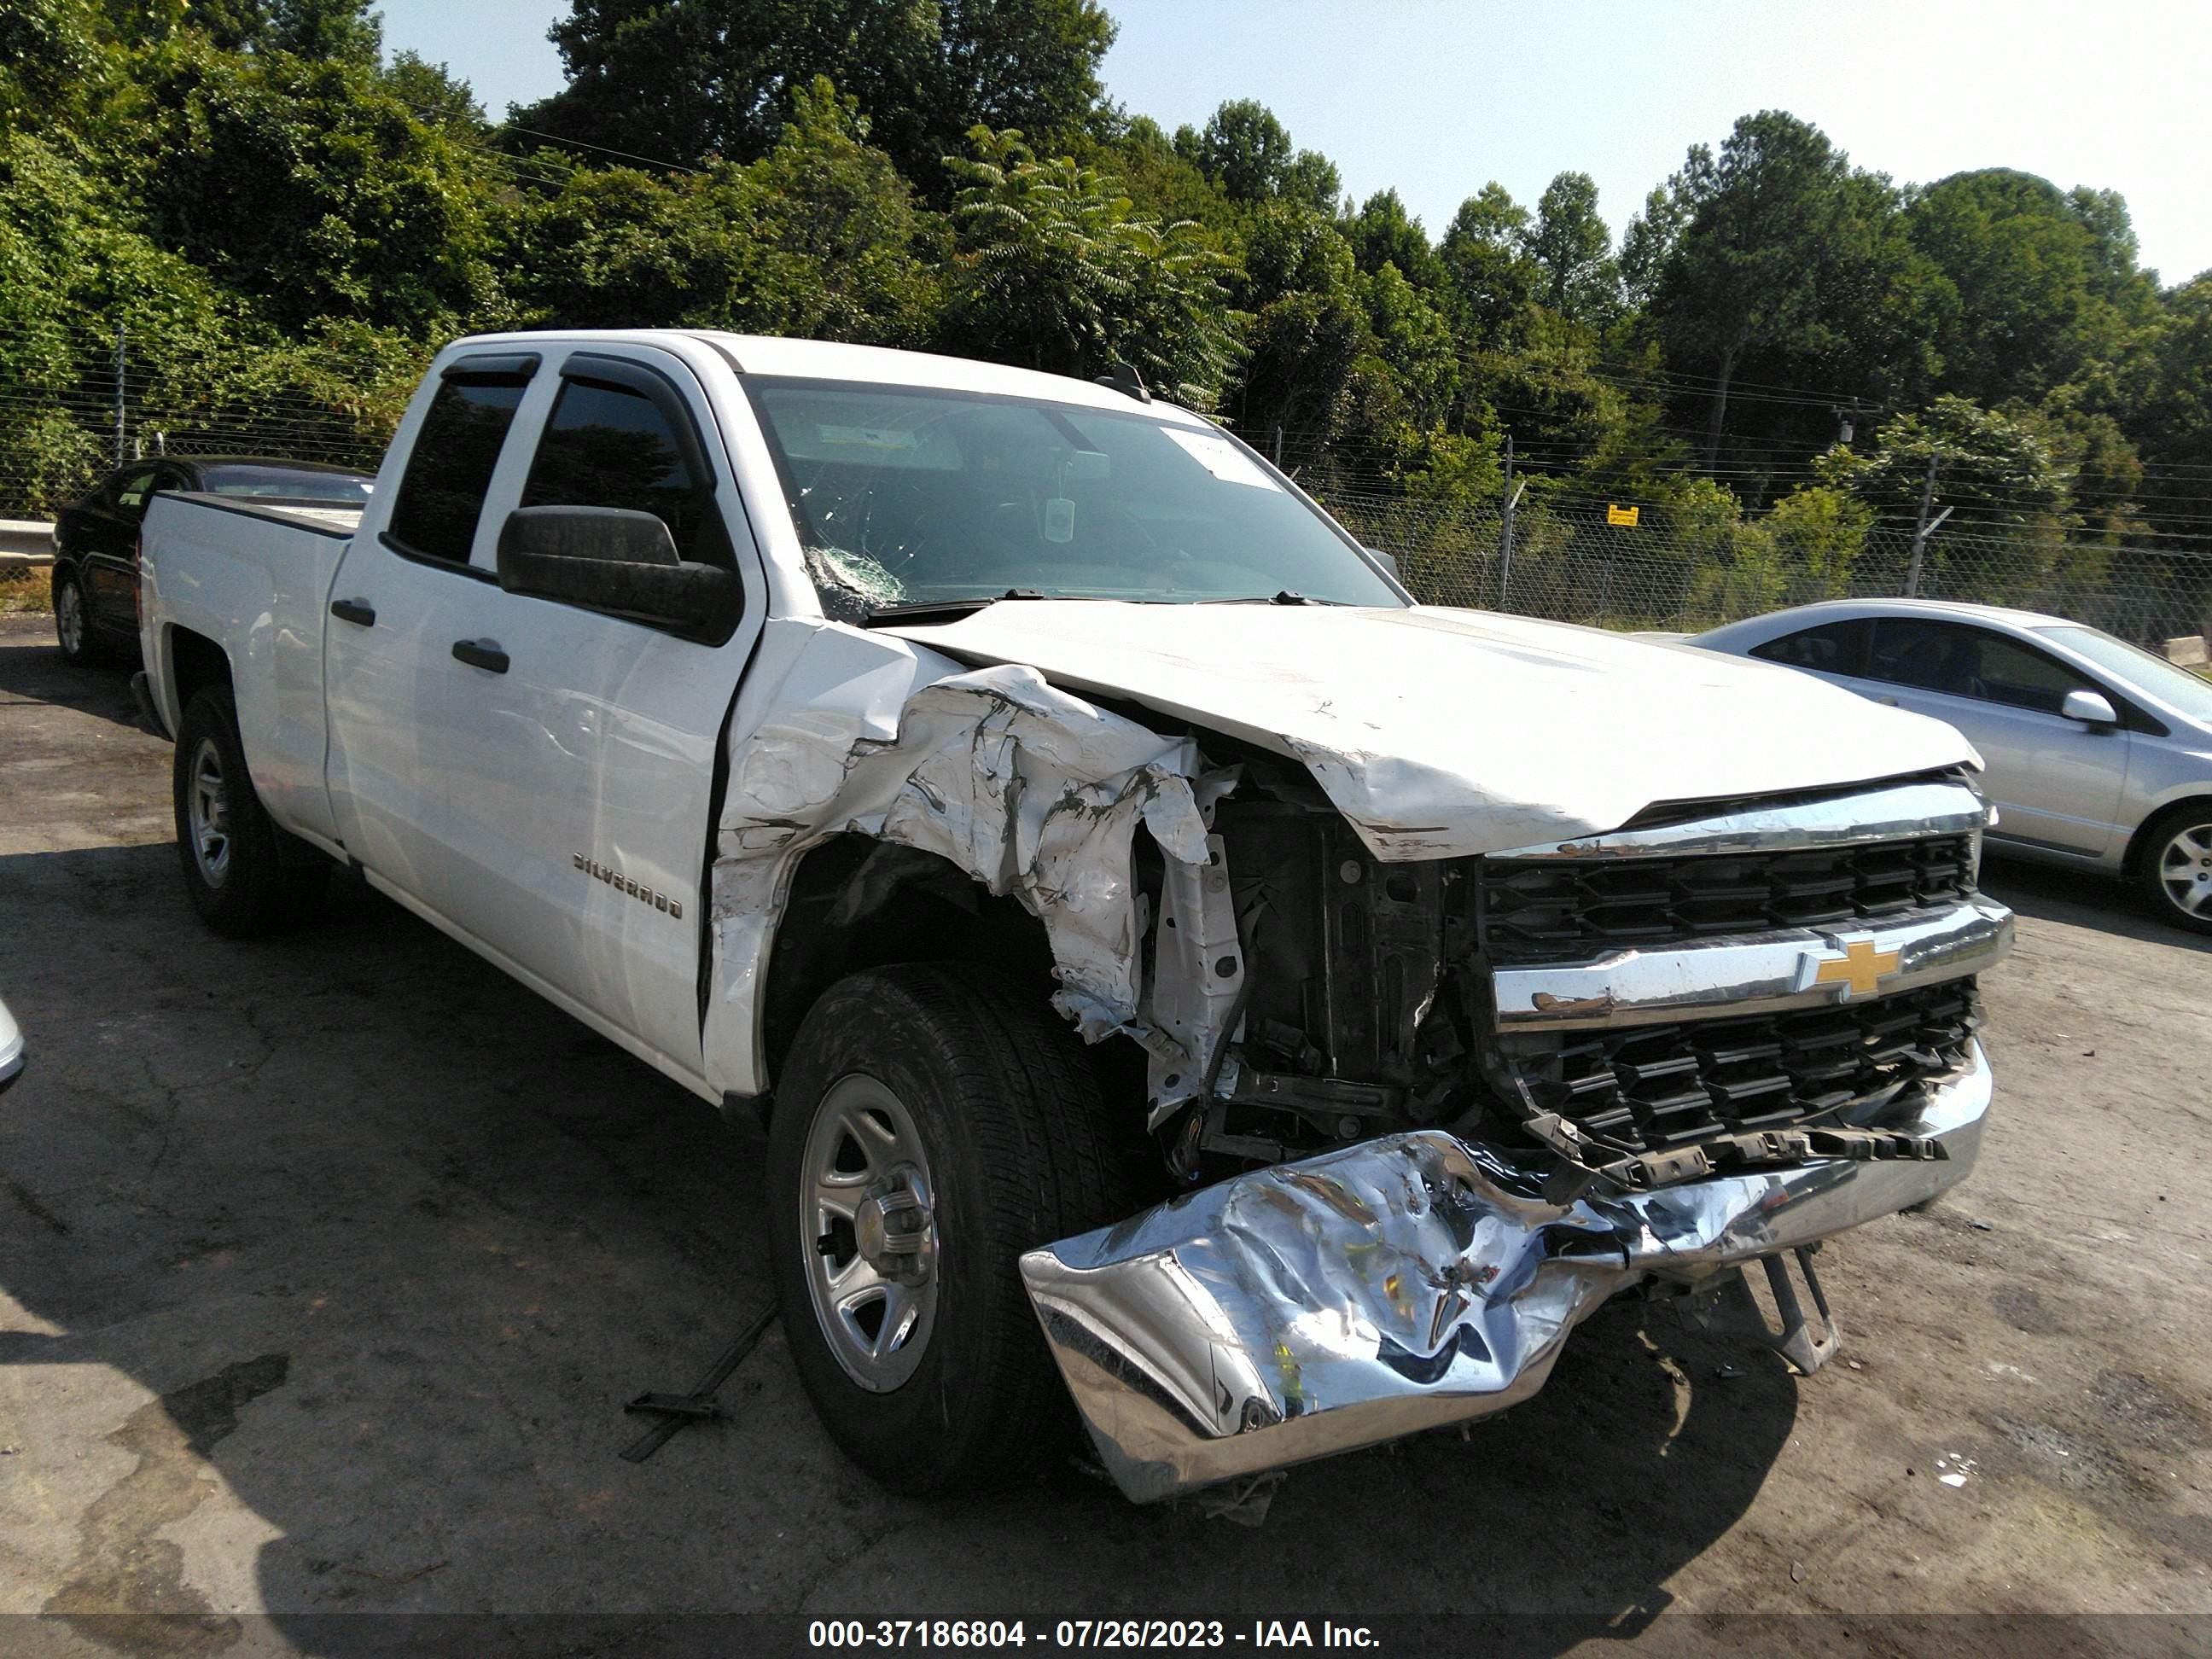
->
[497,506,739,641]
[1364,545,1402,582]
[2061,688,2119,726]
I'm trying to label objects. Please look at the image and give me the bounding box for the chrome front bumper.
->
[1021,1042,1992,1503]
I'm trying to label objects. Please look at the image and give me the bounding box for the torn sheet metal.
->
[885,602,1983,861]
[707,621,1237,1097]
[1021,1043,1992,1503]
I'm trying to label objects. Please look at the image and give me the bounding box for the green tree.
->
[1346,189,1440,288]
[1177,97,1338,213]
[517,0,1115,190]
[1821,395,2071,530]
[134,38,506,334]
[1436,184,1534,353]
[1906,169,2157,408]
[265,0,379,64]
[1360,261,1456,428]
[509,79,940,343]
[940,127,1241,407]
[1523,171,1615,324]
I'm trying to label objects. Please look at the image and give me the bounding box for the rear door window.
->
[1749,618,1871,675]
[386,367,533,565]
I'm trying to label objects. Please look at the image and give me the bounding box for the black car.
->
[50,457,375,665]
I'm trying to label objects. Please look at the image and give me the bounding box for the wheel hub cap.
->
[189,738,232,888]
[853,1188,934,1284]
[2157,823,2212,917]
[58,584,83,652]
[801,1074,939,1391]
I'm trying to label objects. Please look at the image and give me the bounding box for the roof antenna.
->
[1095,360,1151,404]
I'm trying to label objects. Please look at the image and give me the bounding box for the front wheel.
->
[766,963,1148,1494]
[173,685,328,937]
[2136,803,2212,934]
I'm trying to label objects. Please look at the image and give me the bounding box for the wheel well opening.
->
[760,835,1061,1086]
[167,628,231,715]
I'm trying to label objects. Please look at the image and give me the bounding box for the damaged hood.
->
[886,602,1982,859]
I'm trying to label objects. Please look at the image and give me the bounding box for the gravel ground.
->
[0,614,2207,1654]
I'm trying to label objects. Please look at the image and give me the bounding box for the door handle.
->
[329,598,376,628]
[451,638,509,674]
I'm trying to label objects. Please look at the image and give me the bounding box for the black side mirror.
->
[497,506,739,641]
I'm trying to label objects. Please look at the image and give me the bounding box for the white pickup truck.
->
[138,330,2012,1505]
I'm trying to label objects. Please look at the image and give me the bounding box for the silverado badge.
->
[574,853,683,919]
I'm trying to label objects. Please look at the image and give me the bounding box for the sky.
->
[375,0,2212,285]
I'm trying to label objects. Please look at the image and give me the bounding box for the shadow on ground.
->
[0,633,1799,1651]
[1980,854,2212,956]
[0,839,1801,1649]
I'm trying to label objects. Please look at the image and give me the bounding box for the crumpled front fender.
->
[1020,1044,1991,1503]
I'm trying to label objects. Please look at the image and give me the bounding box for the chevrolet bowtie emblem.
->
[1796,937,1902,999]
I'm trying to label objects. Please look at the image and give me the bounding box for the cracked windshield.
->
[746,381,1404,617]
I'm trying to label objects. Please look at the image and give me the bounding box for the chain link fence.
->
[8,323,2210,645]
[0,323,414,521]
[1320,494,2212,647]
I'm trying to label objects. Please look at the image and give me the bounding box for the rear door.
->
[325,352,542,914]
[412,343,763,1070]
[1854,617,2130,856]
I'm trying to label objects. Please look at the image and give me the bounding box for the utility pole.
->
[1904,456,1952,597]
[1499,434,1518,609]
[1830,402,1878,447]
[1272,424,1284,469]
[113,324,127,469]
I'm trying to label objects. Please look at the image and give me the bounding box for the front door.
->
[79,463,163,633]
[1853,618,2130,857]
[391,343,762,1071]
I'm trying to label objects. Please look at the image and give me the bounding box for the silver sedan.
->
[1691,599,2212,934]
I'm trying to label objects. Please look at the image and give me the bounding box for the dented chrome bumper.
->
[1021,1042,1991,1503]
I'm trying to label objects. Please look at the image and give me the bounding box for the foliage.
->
[516,0,1115,190]
[1819,394,2071,530]
[940,126,1241,407]
[1,7,2207,575]
[1523,172,1615,325]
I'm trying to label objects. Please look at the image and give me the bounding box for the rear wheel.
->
[2135,802,2212,935]
[173,685,328,936]
[52,568,107,666]
[765,963,1149,1494]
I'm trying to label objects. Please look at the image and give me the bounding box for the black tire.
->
[766,962,1150,1495]
[173,685,329,937]
[52,566,108,667]
[2133,801,2212,935]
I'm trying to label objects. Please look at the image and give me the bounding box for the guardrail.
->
[0,521,55,564]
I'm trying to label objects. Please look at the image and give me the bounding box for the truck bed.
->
[139,492,361,848]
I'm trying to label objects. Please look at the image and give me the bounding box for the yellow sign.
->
[1809,939,1901,998]
[1606,504,1640,527]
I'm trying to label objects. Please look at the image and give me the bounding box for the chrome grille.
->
[1501,981,1982,1154]
[1481,835,1977,963]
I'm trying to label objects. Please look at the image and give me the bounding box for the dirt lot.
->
[1,613,2209,1653]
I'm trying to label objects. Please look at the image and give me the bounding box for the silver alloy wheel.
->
[188,736,233,888]
[800,1073,939,1392]
[56,579,85,656]
[2157,819,2212,918]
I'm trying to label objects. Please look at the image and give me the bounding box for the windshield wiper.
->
[1199,590,1348,606]
[860,589,1058,626]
